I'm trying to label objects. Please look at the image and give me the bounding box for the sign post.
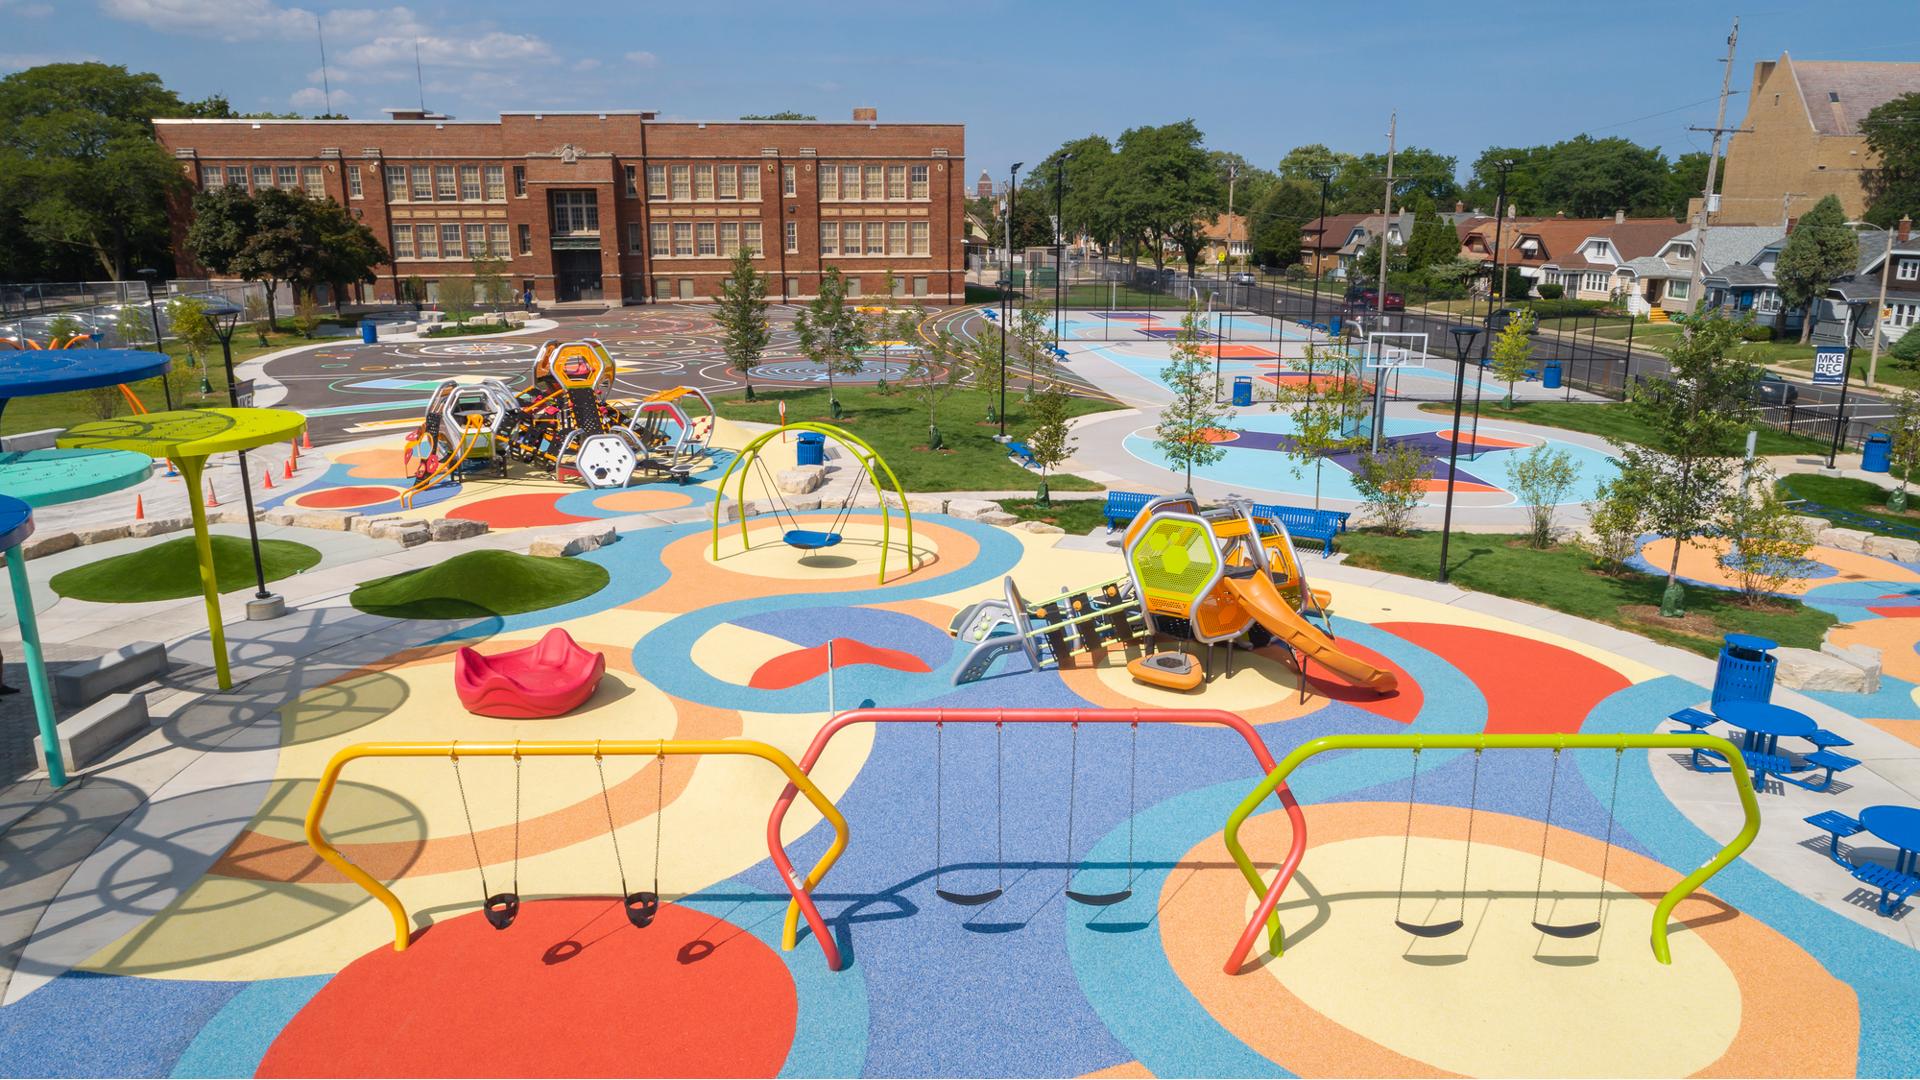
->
[779,400,787,441]
[1814,344,1849,469]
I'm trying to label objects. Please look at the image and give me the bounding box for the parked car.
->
[1227,271,1257,286]
[1753,372,1800,407]
[1345,287,1404,311]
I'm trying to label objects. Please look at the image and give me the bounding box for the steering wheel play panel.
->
[60,407,308,689]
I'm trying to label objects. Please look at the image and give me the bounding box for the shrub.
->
[1736,321,1775,342]
[1353,443,1431,536]
[1890,330,1920,368]
[243,293,272,344]
[1509,444,1577,547]
[1535,282,1565,300]
[1717,467,1815,606]
[292,294,322,338]
[45,313,84,346]
[1523,298,1612,320]
[1583,474,1645,574]
[437,276,477,326]
[83,384,121,419]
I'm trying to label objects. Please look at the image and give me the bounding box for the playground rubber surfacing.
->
[2,492,1914,1077]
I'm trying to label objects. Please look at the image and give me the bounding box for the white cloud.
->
[290,85,351,109]
[623,50,657,68]
[337,31,555,73]
[0,51,99,71]
[100,0,319,41]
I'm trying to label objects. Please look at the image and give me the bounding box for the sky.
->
[6,0,1919,185]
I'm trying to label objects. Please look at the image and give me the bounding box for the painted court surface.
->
[3,448,1919,1078]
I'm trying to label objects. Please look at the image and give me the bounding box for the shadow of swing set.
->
[301,715,1763,977]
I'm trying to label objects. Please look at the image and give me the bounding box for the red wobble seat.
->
[454,627,607,718]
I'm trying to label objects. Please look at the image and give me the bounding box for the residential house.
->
[1299,211,1414,278]
[1198,213,1250,264]
[1703,217,1918,348]
[1529,214,1688,312]
[1705,54,1920,226]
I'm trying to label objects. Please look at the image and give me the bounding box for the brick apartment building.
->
[152,109,966,306]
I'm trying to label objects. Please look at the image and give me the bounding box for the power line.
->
[1589,93,1738,133]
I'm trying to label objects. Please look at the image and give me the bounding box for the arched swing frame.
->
[1220,731,1762,974]
[766,707,1309,959]
[303,739,853,970]
[708,421,914,584]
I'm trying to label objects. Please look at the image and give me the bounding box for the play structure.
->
[766,707,1306,959]
[948,494,1395,695]
[1220,731,1762,974]
[302,738,852,969]
[402,340,716,505]
[709,421,914,584]
[453,628,607,718]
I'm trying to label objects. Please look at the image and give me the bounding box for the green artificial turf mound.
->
[49,535,324,603]
[349,548,610,620]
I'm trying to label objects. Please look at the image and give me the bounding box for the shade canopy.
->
[0,494,31,551]
[59,407,305,461]
[0,448,152,508]
[0,349,170,399]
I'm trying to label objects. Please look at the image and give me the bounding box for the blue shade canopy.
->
[0,494,30,551]
[0,349,171,398]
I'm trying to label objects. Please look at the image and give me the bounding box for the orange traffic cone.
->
[262,468,274,490]
[301,429,312,451]
[134,494,145,520]
[206,479,220,508]
[283,457,294,479]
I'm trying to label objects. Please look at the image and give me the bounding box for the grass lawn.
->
[1338,529,1836,659]
[351,549,610,620]
[1,324,341,438]
[1777,473,1920,537]
[49,535,322,603]
[998,496,1108,535]
[717,383,1117,493]
[1414,400,1830,456]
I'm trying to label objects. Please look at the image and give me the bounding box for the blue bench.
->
[1805,810,1864,867]
[1103,490,1156,532]
[1254,502,1352,557]
[1808,729,1855,750]
[1782,749,1859,792]
[1007,441,1036,468]
[1851,862,1920,916]
[1668,708,1724,769]
[1736,750,1797,791]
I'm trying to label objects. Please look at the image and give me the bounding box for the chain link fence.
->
[0,278,268,347]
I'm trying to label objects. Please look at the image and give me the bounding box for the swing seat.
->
[484,891,520,930]
[1128,651,1203,691]
[454,628,607,718]
[784,528,843,551]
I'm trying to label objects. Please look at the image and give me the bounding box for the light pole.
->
[212,311,283,619]
[1305,170,1332,341]
[136,268,173,410]
[1437,325,1483,583]
[999,161,1023,439]
[1468,161,1516,463]
[1054,152,1071,346]
[1825,297,1878,470]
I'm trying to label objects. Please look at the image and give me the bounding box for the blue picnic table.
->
[1699,700,1860,792]
[1804,804,1920,916]
[1861,806,1920,877]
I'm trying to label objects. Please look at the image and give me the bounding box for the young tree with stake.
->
[714,247,770,401]
[794,266,867,420]
[1153,300,1232,494]
[1488,307,1536,407]
[1274,343,1365,510]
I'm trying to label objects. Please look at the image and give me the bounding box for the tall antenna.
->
[415,41,426,113]
[316,15,332,116]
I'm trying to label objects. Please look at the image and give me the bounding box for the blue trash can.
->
[1328,314,1343,338]
[796,431,825,467]
[1711,632,1777,713]
[1862,432,1892,473]
[1542,361,1562,390]
[1231,375,1253,407]
[360,320,378,345]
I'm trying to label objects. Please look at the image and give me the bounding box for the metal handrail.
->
[303,738,853,970]
[1220,732,1761,974]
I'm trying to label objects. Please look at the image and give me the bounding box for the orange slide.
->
[1222,572,1397,694]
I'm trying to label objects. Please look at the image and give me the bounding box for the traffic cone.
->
[164,459,178,477]
[301,429,312,451]
[206,479,220,508]
[134,494,144,520]
[262,468,274,490]
[282,457,294,480]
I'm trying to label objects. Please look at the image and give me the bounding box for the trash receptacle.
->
[1328,314,1343,338]
[1542,361,1562,390]
[360,320,378,345]
[1863,432,1892,473]
[796,431,825,467]
[1711,632,1777,712]
[1232,375,1253,407]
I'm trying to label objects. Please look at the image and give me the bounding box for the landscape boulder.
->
[127,517,189,538]
[1815,527,1873,553]
[529,523,617,558]
[1774,646,1874,693]
[944,498,1001,522]
[1863,535,1920,563]
[429,518,490,542]
[776,467,825,494]
[1820,640,1883,694]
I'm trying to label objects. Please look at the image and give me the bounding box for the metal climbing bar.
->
[766,707,1308,957]
[303,739,853,970]
[1219,731,1762,974]
[709,421,914,584]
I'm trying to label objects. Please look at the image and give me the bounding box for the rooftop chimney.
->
[1786,216,1799,235]
[1901,215,1913,243]
[1455,200,1465,214]
[852,107,877,122]
[1508,204,1517,219]
[1614,209,1626,224]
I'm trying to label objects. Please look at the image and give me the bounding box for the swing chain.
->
[510,742,521,894]
[1595,748,1624,934]
[1530,748,1563,922]
[652,750,665,899]
[595,744,630,898]
[1064,721,1080,887]
[1392,748,1422,923]
[1458,748,1482,921]
[1125,721,1138,886]
[995,718,1005,892]
[934,720,944,893]
[450,742,492,901]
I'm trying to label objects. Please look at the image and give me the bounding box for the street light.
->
[1054,152,1072,347]
[1469,161,1517,464]
[211,310,282,619]
[999,160,1023,439]
[1437,324,1483,583]
[1825,296,1880,470]
[135,268,173,410]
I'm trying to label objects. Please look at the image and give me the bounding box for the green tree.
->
[1508,444,1577,547]
[165,294,213,370]
[1023,378,1077,506]
[1463,146,1549,215]
[901,314,971,452]
[1274,343,1366,509]
[1330,147,1459,214]
[1664,151,1717,221]
[1352,444,1431,535]
[292,292,323,337]
[714,247,770,401]
[185,186,307,329]
[1620,313,1759,614]
[470,251,511,307]
[740,111,817,121]
[1861,91,1920,229]
[1248,177,1319,267]
[1108,120,1224,270]
[1582,474,1647,574]
[794,266,867,419]
[0,62,193,280]
[436,277,476,327]
[1886,387,1920,510]
[45,313,83,347]
[1278,143,1352,183]
[1152,300,1231,493]
[1488,307,1536,406]
[1774,194,1860,344]
[1404,208,1459,271]
[114,302,151,347]
[1718,465,1814,606]
[301,195,390,310]
[1534,135,1670,218]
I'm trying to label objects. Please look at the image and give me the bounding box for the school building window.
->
[887,220,907,255]
[670,164,690,200]
[460,165,481,201]
[517,223,532,255]
[435,165,457,200]
[910,221,929,255]
[782,164,796,197]
[488,223,510,255]
[720,222,738,255]
[820,222,837,255]
[647,164,666,198]
[465,224,486,256]
[696,222,717,255]
[863,166,882,201]
[227,165,248,189]
[785,276,799,296]
[717,165,737,199]
[887,165,906,199]
[910,164,929,199]
[742,166,761,200]
[384,166,405,199]
[417,225,438,258]
[411,166,432,201]
[842,164,860,199]
[393,225,414,258]
[743,221,763,255]
[302,166,326,197]
[625,165,639,198]
[202,167,225,191]
[652,277,669,298]
[695,165,714,199]
[866,222,884,255]
[551,190,599,234]
[672,222,693,256]
[484,165,505,200]
[512,165,527,197]
[913,276,928,297]
[252,165,272,190]
[841,222,860,252]
[627,223,642,252]
[347,167,363,198]
[277,165,299,189]
[650,222,669,256]
[784,220,799,253]
[846,276,861,297]
[820,167,839,200]
[440,224,463,258]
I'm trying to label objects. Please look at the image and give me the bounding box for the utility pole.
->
[1683,17,1741,320]
[1371,113,1397,451]
[1866,219,1901,387]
